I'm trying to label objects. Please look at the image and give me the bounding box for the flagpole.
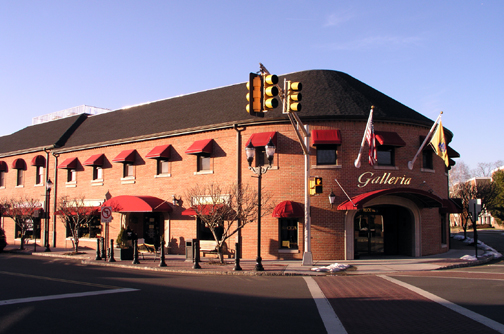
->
[407,111,443,170]
[354,106,374,168]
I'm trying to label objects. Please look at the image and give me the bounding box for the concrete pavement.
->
[1,236,495,276]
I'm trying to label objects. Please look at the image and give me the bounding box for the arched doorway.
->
[354,205,413,258]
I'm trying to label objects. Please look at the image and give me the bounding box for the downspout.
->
[51,151,60,247]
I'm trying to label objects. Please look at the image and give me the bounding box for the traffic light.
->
[262,74,279,111]
[246,73,264,117]
[286,80,302,113]
[315,177,323,193]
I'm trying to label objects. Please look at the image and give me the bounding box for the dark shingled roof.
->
[61,70,436,150]
[0,114,88,156]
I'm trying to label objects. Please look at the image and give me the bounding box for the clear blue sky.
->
[1,0,502,170]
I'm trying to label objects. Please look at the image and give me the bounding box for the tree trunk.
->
[74,238,79,253]
[20,236,25,250]
[217,245,224,264]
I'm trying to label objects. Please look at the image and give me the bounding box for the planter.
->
[118,247,133,260]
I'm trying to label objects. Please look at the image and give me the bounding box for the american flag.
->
[365,109,377,166]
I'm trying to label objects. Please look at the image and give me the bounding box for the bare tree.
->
[472,160,504,177]
[449,160,472,190]
[451,178,497,238]
[0,196,43,250]
[184,182,275,263]
[57,196,99,253]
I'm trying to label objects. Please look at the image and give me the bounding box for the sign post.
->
[468,199,482,257]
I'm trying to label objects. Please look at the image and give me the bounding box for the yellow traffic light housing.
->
[262,74,279,111]
[246,73,264,117]
[286,81,302,113]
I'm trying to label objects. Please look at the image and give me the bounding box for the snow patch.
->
[311,263,351,272]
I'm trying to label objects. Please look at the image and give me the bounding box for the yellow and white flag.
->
[430,120,449,167]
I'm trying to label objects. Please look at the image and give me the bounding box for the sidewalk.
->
[2,237,493,276]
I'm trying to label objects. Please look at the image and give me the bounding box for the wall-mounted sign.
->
[358,172,412,188]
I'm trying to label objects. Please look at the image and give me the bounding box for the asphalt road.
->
[0,254,326,334]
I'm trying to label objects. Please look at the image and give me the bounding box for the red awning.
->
[185,139,213,155]
[245,132,277,147]
[337,188,445,211]
[441,199,463,214]
[181,204,230,216]
[146,145,171,159]
[31,155,46,167]
[83,154,105,166]
[272,201,304,218]
[375,131,406,147]
[113,149,137,163]
[58,157,78,169]
[101,195,172,213]
[12,159,26,170]
[311,130,342,146]
[56,207,100,215]
[0,161,7,172]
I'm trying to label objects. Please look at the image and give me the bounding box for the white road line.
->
[303,277,347,334]
[0,288,139,306]
[379,275,504,334]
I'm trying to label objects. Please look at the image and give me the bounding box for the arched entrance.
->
[354,205,413,258]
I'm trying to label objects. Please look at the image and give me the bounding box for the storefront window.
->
[16,218,41,239]
[65,215,102,238]
[279,219,298,249]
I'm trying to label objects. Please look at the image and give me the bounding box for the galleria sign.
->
[358,171,412,188]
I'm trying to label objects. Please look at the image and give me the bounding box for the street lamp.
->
[245,138,275,271]
[44,178,53,252]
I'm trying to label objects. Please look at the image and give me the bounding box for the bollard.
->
[108,239,116,262]
[233,242,242,271]
[159,237,167,267]
[95,238,102,260]
[100,237,106,259]
[193,239,201,269]
[132,239,140,264]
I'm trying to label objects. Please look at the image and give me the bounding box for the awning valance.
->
[181,204,232,216]
[185,139,213,155]
[337,188,445,211]
[272,201,304,218]
[113,149,137,163]
[31,155,46,167]
[375,131,406,147]
[101,195,172,213]
[146,145,171,160]
[12,159,26,170]
[58,157,78,169]
[84,154,105,166]
[311,130,342,146]
[56,207,100,215]
[0,161,7,172]
[245,132,277,147]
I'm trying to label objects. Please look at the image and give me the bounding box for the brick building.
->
[0,70,460,260]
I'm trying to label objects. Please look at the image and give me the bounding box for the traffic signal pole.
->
[257,63,312,265]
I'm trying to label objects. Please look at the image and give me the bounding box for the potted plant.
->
[116,226,133,260]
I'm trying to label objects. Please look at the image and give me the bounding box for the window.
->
[67,169,76,183]
[253,147,274,167]
[123,163,134,178]
[93,166,103,180]
[316,145,338,165]
[16,218,41,239]
[197,155,211,172]
[0,171,5,188]
[157,160,169,175]
[35,166,44,185]
[16,169,24,186]
[377,146,394,166]
[422,150,433,169]
[279,219,298,249]
[65,215,102,238]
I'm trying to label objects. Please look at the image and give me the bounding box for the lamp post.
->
[44,179,53,252]
[245,138,275,271]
